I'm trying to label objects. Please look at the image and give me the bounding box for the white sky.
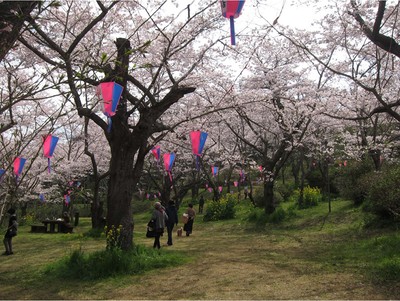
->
[238,0,321,29]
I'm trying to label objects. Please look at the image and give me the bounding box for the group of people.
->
[150,200,197,249]
[2,197,204,254]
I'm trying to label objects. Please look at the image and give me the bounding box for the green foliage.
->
[203,194,236,221]
[275,181,296,202]
[362,165,400,221]
[375,258,400,280]
[44,245,184,280]
[18,212,34,226]
[291,185,322,209]
[251,185,265,208]
[247,206,287,226]
[336,159,375,205]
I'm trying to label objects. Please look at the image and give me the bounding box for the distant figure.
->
[183,203,196,236]
[165,200,178,246]
[62,211,71,224]
[151,202,168,249]
[61,212,73,233]
[3,208,18,256]
[198,195,205,214]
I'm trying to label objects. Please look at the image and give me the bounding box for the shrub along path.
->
[0,199,399,299]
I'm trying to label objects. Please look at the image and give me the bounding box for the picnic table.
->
[31,219,73,233]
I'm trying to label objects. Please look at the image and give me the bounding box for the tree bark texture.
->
[0,1,39,62]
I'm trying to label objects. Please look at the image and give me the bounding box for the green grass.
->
[0,198,399,299]
[45,245,188,280]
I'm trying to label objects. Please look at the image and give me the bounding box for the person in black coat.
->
[3,208,17,256]
[165,200,178,246]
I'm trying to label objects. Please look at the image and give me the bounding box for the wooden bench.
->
[30,225,47,233]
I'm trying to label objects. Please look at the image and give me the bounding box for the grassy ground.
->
[0,199,399,299]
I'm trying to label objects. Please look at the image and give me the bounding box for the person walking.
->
[183,203,196,236]
[198,195,205,214]
[151,202,168,249]
[165,200,178,246]
[3,208,18,256]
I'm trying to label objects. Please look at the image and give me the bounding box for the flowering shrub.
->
[106,225,123,250]
[18,212,35,226]
[291,185,322,208]
[203,194,236,221]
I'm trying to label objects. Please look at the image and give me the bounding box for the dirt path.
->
[82,222,398,300]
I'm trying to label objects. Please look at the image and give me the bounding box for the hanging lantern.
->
[220,0,245,45]
[13,157,26,181]
[96,82,124,132]
[43,134,59,173]
[212,166,219,177]
[190,130,208,170]
[0,169,5,183]
[163,152,176,182]
[64,190,71,206]
[151,145,161,164]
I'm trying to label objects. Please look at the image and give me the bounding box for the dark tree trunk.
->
[91,179,105,229]
[369,149,382,171]
[106,134,137,250]
[263,180,275,214]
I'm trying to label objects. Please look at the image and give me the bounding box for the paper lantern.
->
[43,134,59,173]
[220,0,245,45]
[96,82,124,132]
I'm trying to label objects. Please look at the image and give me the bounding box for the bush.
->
[290,185,322,209]
[363,165,400,221]
[44,244,184,280]
[336,159,375,206]
[247,206,287,226]
[275,181,296,202]
[203,194,236,221]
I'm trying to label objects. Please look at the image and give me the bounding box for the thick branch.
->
[350,0,400,58]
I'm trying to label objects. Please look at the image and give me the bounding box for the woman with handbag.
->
[151,202,168,249]
[3,208,18,256]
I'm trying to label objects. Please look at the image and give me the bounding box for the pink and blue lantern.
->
[220,0,245,45]
[13,157,26,181]
[43,134,59,173]
[151,146,161,164]
[212,166,218,177]
[163,152,176,182]
[97,82,124,132]
[190,130,208,170]
[64,190,71,205]
[0,169,5,183]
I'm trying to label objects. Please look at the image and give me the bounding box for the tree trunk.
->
[106,134,136,250]
[263,180,275,214]
[91,178,104,229]
[369,149,382,171]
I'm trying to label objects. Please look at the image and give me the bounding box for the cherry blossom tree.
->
[11,1,226,250]
[275,0,400,167]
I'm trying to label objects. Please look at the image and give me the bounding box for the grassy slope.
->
[0,199,399,299]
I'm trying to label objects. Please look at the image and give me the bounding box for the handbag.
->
[146,219,156,238]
